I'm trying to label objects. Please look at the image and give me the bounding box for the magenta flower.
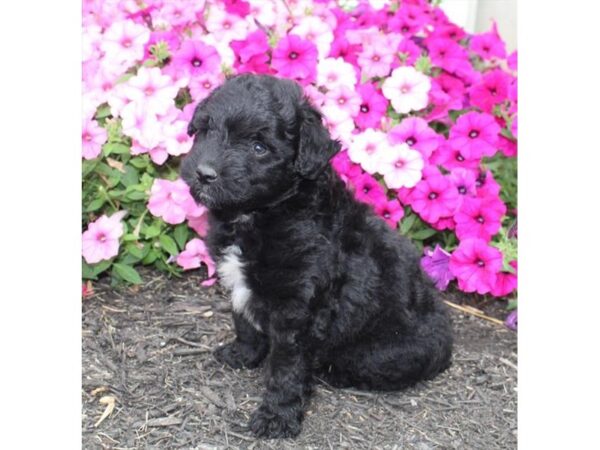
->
[374,199,404,228]
[431,142,480,172]
[492,266,518,298]
[353,83,388,130]
[427,38,469,73]
[469,69,511,113]
[454,196,506,241]
[82,211,127,264]
[475,170,501,198]
[224,0,251,17]
[170,40,221,79]
[82,118,107,160]
[271,35,318,85]
[144,30,181,61]
[350,172,387,206]
[388,117,441,159]
[421,245,455,291]
[409,174,460,224]
[449,238,503,294]
[148,179,197,225]
[469,23,507,60]
[395,38,422,67]
[449,112,501,159]
[230,30,271,74]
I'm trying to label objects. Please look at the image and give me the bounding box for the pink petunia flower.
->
[148,179,198,225]
[322,85,361,121]
[348,129,389,174]
[492,260,518,297]
[331,150,363,185]
[186,204,210,237]
[168,40,221,79]
[382,66,431,114]
[396,38,422,66]
[377,143,424,189]
[388,117,441,160]
[143,30,181,61]
[427,38,469,73]
[121,67,179,116]
[448,167,478,205]
[176,238,216,279]
[188,71,226,102]
[475,170,502,198]
[349,172,387,206]
[449,238,503,294]
[454,196,506,242]
[271,35,318,85]
[469,69,511,113]
[224,0,251,17]
[421,245,455,291]
[374,199,405,228]
[409,173,460,224]
[353,83,388,130]
[430,141,481,172]
[449,112,501,159]
[469,22,507,60]
[357,43,394,79]
[317,57,357,90]
[292,16,334,59]
[204,7,249,42]
[82,118,107,160]
[230,30,271,74]
[82,211,127,264]
[100,20,150,66]
[427,72,465,121]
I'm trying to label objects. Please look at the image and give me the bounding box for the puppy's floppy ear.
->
[294,99,341,180]
[187,101,204,137]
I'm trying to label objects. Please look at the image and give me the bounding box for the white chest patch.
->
[217,245,261,331]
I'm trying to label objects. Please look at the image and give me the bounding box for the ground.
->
[82,269,517,449]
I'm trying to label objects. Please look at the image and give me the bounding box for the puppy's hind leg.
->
[214,312,269,369]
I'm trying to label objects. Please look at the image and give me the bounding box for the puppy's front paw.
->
[214,341,266,369]
[249,404,302,439]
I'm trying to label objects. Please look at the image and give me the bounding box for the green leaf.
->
[121,165,139,187]
[126,243,144,259]
[103,142,130,156]
[144,224,161,239]
[507,299,518,311]
[125,190,147,201]
[142,249,159,265]
[82,259,112,280]
[410,228,438,241]
[82,262,96,280]
[173,224,189,250]
[94,104,112,120]
[129,156,149,169]
[400,214,418,235]
[159,234,179,256]
[414,55,432,75]
[84,197,105,213]
[113,263,142,284]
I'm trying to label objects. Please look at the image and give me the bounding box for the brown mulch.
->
[82,269,517,449]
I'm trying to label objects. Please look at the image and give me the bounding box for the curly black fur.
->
[180,74,453,439]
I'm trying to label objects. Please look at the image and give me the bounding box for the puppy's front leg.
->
[249,308,310,439]
[214,312,268,369]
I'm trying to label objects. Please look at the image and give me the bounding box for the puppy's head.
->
[181,74,340,213]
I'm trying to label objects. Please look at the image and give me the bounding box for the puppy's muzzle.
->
[196,164,218,185]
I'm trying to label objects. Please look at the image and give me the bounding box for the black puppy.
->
[181,74,452,439]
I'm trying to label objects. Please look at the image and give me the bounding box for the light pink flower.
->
[176,238,216,278]
[317,57,357,90]
[382,66,431,114]
[120,67,178,116]
[82,211,127,264]
[100,20,150,66]
[377,143,424,189]
[358,44,394,79]
[162,119,193,157]
[348,129,389,174]
[205,7,249,43]
[148,179,197,224]
[292,16,334,59]
[322,85,361,121]
[121,102,162,149]
[186,204,210,237]
[82,118,107,160]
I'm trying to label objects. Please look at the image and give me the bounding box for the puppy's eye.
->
[253,142,267,155]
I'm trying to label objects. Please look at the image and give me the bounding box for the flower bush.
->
[82,0,517,317]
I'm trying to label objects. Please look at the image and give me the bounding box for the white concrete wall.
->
[442,0,517,52]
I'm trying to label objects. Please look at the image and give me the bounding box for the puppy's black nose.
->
[196,164,218,184]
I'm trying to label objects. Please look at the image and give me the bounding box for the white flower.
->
[317,57,357,90]
[382,66,431,114]
[348,129,389,175]
[376,143,424,188]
